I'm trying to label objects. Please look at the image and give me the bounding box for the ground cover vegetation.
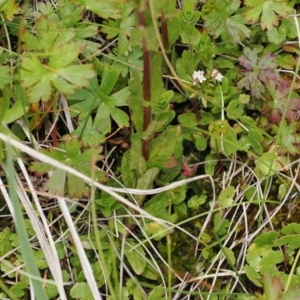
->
[1,0,300,299]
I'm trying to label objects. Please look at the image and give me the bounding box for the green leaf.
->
[0,228,13,256]
[244,265,262,287]
[255,152,289,177]
[214,212,230,236]
[281,285,300,300]
[267,26,286,44]
[29,137,105,198]
[187,195,207,209]
[222,247,236,265]
[45,168,66,196]
[203,0,250,43]
[0,0,20,21]
[274,235,300,249]
[263,273,283,300]
[226,100,244,120]
[0,65,11,88]
[147,126,182,169]
[20,55,95,103]
[135,167,159,205]
[218,186,235,207]
[68,67,130,133]
[244,0,293,30]
[102,2,136,54]
[276,53,296,70]
[148,286,165,300]
[124,240,146,275]
[70,282,93,300]
[248,129,263,155]
[281,223,300,234]
[10,282,27,298]
[75,0,121,19]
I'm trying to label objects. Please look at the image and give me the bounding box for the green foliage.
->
[244,0,293,30]
[202,0,250,43]
[1,0,300,298]
[29,137,106,198]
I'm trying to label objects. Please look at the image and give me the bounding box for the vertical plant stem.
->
[191,98,201,121]
[137,0,152,159]
[5,145,48,300]
[161,10,169,51]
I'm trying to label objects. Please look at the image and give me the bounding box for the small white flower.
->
[211,69,219,78]
[192,70,206,84]
[215,73,223,82]
[211,69,223,82]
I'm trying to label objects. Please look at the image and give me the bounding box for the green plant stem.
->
[191,98,201,121]
[5,145,48,300]
[166,232,172,300]
[161,10,169,51]
[285,248,300,292]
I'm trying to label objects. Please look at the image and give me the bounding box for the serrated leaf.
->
[0,0,20,21]
[2,98,29,125]
[244,265,262,287]
[281,223,300,234]
[45,168,66,196]
[187,195,207,209]
[0,228,13,256]
[20,55,95,103]
[29,137,105,198]
[267,26,286,44]
[244,0,293,30]
[203,0,250,43]
[237,47,280,98]
[75,0,121,19]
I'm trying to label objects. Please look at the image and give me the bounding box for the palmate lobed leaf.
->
[0,0,20,21]
[75,0,121,19]
[29,138,106,198]
[237,48,279,98]
[203,0,249,43]
[49,42,82,69]
[21,16,60,51]
[244,0,293,30]
[20,55,95,103]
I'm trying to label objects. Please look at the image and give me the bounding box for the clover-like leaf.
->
[29,137,106,198]
[237,47,280,98]
[244,0,293,31]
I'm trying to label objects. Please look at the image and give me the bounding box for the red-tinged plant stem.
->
[161,10,169,51]
[137,1,152,159]
[191,98,201,121]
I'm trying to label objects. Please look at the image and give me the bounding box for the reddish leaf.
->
[237,48,280,98]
